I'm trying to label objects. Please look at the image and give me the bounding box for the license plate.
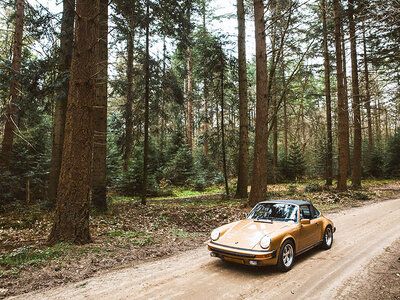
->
[223,256,244,264]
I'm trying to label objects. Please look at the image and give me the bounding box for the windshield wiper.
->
[254,217,273,223]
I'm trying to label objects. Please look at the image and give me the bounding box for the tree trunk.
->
[220,55,229,196]
[235,0,249,198]
[282,62,288,159]
[322,0,333,186]
[348,0,362,188]
[92,0,108,211]
[48,0,99,245]
[186,8,193,151]
[123,30,134,172]
[341,22,351,176]
[48,0,74,203]
[202,3,209,156]
[362,23,373,151]
[333,0,349,191]
[142,0,150,206]
[249,0,269,206]
[1,0,25,170]
[272,76,278,184]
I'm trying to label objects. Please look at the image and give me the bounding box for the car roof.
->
[259,199,311,206]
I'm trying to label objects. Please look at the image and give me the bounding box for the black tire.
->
[277,240,295,272]
[321,226,333,250]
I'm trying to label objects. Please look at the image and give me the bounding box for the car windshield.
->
[247,203,298,222]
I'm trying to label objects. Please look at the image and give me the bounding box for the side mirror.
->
[300,219,310,225]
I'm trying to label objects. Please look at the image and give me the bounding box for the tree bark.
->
[123,29,134,172]
[282,62,288,159]
[249,0,268,206]
[1,0,25,170]
[92,0,108,211]
[220,55,229,196]
[341,21,351,176]
[272,76,278,184]
[48,0,74,203]
[142,0,150,205]
[235,0,249,198]
[322,0,333,186]
[48,0,99,245]
[348,0,362,188]
[186,7,193,151]
[202,2,209,156]
[362,23,373,151]
[333,0,349,191]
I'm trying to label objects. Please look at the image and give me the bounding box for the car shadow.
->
[210,245,323,276]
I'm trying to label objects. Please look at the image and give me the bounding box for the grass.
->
[0,243,74,267]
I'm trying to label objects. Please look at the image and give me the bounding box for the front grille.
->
[210,247,256,258]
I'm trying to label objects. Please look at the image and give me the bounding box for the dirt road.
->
[13,198,400,300]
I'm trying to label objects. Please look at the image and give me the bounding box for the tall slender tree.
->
[219,49,229,196]
[1,0,25,170]
[48,0,75,204]
[48,0,99,244]
[186,4,193,151]
[123,28,134,172]
[362,23,373,152]
[321,0,333,186]
[249,0,269,206]
[348,0,362,187]
[142,0,150,205]
[235,0,249,198]
[92,0,108,211]
[333,0,349,191]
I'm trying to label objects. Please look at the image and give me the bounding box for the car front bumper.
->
[208,241,278,266]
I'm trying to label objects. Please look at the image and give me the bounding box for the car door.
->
[298,205,320,251]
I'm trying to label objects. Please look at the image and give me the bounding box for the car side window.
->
[300,205,312,219]
[311,205,321,218]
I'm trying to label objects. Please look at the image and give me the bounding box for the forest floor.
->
[0,179,399,298]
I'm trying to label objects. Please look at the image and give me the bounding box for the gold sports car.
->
[208,199,335,271]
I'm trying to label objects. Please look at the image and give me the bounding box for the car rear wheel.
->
[277,240,295,272]
[321,226,333,250]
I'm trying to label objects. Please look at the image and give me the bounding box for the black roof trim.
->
[259,199,311,206]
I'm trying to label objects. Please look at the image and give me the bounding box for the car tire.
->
[277,240,295,272]
[321,226,333,250]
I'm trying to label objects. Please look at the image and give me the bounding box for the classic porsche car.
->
[208,199,335,271]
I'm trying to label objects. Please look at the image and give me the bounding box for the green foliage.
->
[0,243,72,267]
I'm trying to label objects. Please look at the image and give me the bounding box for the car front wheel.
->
[277,240,295,272]
[321,226,333,250]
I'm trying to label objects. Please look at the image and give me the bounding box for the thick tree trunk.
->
[123,30,134,172]
[142,0,150,205]
[348,0,362,188]
[362,23,373,151]
[249,0,268,206]
[1,0,25,170]
[235,0,249,198]
[333,0,349,191]
[92,0,108,211]
[49,0,74,203]
[48,0,99,245]
[322,0,333,186]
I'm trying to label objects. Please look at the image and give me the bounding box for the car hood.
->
[217,219,296,250]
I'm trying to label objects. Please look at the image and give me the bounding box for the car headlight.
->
[260,235,271,249]
[211,229,220,241]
